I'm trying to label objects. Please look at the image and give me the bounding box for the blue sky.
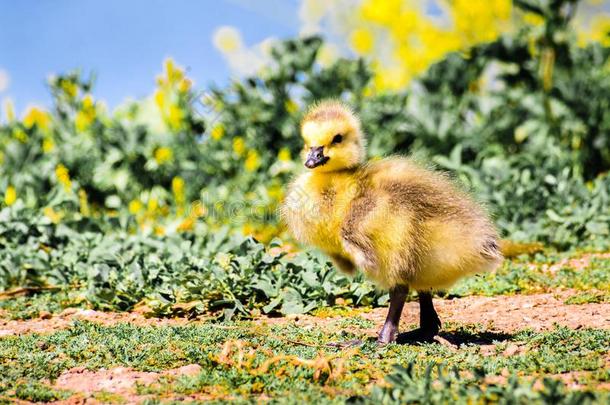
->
[0,0,300,111]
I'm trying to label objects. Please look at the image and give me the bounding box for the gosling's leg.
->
[377,285,408,344]
[418,291,441,339]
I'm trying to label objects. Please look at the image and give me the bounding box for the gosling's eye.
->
[331,134,343,145]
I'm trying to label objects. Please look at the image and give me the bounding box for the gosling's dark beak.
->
[304,146,329,169]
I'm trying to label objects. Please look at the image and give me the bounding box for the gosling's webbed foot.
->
[377,323,398,345]
[395,291,442,345]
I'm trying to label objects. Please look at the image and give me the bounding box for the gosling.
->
[282,100,502,344]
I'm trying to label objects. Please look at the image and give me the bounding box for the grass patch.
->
[450,253,610,297]
[0,320,608,403]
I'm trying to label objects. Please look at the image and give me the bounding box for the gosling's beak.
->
[304,146,329,169]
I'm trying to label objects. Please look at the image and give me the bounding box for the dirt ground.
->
[2,290,609,404]
[2,290,608,338]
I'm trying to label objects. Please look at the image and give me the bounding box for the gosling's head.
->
[300,100,366,172]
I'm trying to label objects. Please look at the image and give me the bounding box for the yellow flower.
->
[278,147,291,162]
[245,150,261,172]
[172,176,186,206]
[210,124,225,141]
[79,189,90,216]
[42,138,55,153]
[164,58,184,84]
[178,78,192,93]
[128,199,143,214]
[147,197,158,213]
[154,147,173,164]
[168,104,184,130]
[55,164,72,192]
[23,107,51,132]
[4,186,16,206]
[189,201,207,218]
[523,12,544,26]
[61,80,78,99]
[177,217,195,232]
[590,14,610,46]
[355,0,512,91]
[284,99,299,114]
[3,98,15,122]
[350,27,374,55]
[13,128,28,143]
[267,184,283,200]
[43,207,63,224]
[154,89,165,110]
[232,136,246,157]
[75,95,96,132]
[154,225,166,236]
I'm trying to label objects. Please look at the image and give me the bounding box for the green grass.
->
[0,320,608,403]
[449,253,610,297]
[3,251,608,321]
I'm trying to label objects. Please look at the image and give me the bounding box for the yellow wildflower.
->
[278,147,291,162]
[284,99,299,114]
[55,164,72,192]
[172,176,186,206]
[78,189,90,216]
[128,199,144,214]
[177,217,195,232]
[168,104,184,130]
[13,128,28,143]
[210,124,225,141]
[154,89,165,110]
[232,136,246,157]
[43,207,63,224]
[23,107,51,132]
[350,27,374,54]
[164,58,184,84]
[245,150,260,172]
[242,222,255,236]
[4,186,16,206]
[154,147,173,164]
[178,78,192,93]
[189,201,207,218]
[267,184,283,200]
[61,80,78,99]
[154,225,166,236]
[590,14,610,46]
[75,95,96,132]
[147,197,158,213]
[42,137,55,153]
[3,98,15,122]
[523,12,544,26]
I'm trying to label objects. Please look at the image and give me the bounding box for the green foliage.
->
[1,321,608,403]
[0,205,385,317]
[368,362,600,405]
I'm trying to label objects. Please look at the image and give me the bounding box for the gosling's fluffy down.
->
[282,100,502,292]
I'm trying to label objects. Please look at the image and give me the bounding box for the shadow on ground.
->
[397,328,513,346]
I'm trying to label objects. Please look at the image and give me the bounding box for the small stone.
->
[37,341,49,350]
[39,311,52,320]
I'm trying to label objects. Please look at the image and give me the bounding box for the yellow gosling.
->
[282,100,502,344]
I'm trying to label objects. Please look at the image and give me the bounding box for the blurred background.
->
[0,0,609,314]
